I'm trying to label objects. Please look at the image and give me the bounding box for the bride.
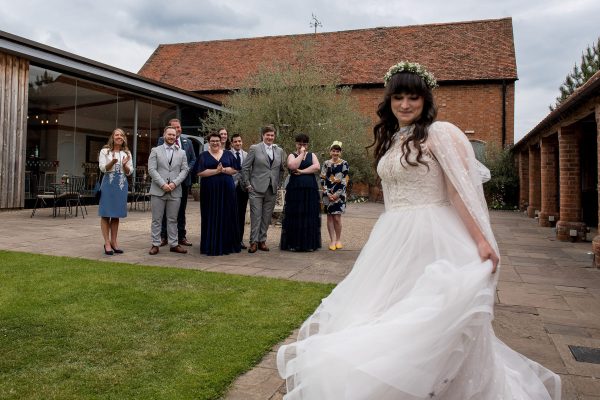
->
[276,62,561,399]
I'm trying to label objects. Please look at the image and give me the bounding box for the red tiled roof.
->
[139,18,517,91]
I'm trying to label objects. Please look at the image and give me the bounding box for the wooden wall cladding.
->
[0,52,29,209]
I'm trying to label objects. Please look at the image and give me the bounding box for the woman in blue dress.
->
[280,133,322,252]
[320,142,349,251]
[196,132,241,256]
[98,128,133,255]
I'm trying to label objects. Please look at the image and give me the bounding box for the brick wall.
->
[349,82,513,148]
[527,145,541,218]
[556,125,587,241]
[539,135,559,226]
[558,126,581,222]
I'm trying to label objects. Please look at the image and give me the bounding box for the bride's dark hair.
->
[370,72,437,167]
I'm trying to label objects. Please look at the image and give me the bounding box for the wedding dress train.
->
[277,121,561,399]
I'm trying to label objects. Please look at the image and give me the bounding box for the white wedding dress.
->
[277,121,561,399]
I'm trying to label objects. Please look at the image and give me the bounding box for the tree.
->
[550,37,600,111]
[202,41,375,184]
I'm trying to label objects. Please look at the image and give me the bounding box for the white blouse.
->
[98,148,133,175]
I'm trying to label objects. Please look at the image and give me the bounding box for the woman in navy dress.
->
[196,133,241,256]
[280,133,322,251]
[98,128,133,255]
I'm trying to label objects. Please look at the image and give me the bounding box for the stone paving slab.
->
[1,205,600,399]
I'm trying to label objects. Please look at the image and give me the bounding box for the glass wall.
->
[135,97,177,173]
[25,65,190,199]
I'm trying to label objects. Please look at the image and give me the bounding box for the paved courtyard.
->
[2,202,600,399]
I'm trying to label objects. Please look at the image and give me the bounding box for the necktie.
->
[175,139,180,148]
[235,151,241,167]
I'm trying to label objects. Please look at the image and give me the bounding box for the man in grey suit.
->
[148,126,190,255]
[242,125,286,253]
[230,133,249,249]
[157,118,196,247]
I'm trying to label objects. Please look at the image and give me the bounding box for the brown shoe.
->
[149,246,159,255]
[170,245,188,254]
[178,238,193,246]
[258,242,270,251]
[248,242,258,253]
[159,238,168,247]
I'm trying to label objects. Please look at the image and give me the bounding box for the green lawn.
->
[0,251,333,400]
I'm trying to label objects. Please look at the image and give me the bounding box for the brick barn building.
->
[514,70,599,266]
[139,17,517,153]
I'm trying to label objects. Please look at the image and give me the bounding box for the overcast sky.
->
[1,0,598,141]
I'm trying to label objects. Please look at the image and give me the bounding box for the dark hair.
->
[370,72,437,167]
[231,133,242,140]
[330,145,342,151]
[294,133,309,143]
[217,128,231,150]
[261,125,276,135]
[207,132,221,141]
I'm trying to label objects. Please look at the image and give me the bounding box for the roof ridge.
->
[155,17,513,47]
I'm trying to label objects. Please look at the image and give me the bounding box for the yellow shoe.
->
[335,243,343,249]
[328,245,337,251]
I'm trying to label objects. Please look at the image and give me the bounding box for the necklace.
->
[394,125,414,141]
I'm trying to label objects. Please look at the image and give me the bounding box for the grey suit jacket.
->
[148,145,189,197]
[242,142,286,193]
[230,148,248,188]
[157,134,196,186]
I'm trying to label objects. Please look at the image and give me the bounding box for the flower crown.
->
[383,61,438,89]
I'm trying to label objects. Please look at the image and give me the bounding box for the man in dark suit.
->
[230,133,249,249]
[157,118,196,247]
[241,125,286,253]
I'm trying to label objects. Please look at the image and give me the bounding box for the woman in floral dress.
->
[320,142,349,251]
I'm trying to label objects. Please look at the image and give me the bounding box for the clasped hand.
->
[216,163,234,175]
[161,182,176,192]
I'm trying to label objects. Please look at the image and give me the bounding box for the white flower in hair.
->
[383,61,438,89]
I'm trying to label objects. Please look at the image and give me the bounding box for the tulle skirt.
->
[277,204,561,399]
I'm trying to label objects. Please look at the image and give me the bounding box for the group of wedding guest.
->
[97,123,349,257]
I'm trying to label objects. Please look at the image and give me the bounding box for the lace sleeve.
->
[427,121,498,256]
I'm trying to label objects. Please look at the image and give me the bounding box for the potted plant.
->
[190,183,200,201]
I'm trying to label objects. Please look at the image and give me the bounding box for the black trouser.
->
[236,185,249,244]
[161,183,189,240]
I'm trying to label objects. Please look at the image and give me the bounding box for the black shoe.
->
[103,245,114,256]
[111,246,124,254]
[240,242,247,249]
